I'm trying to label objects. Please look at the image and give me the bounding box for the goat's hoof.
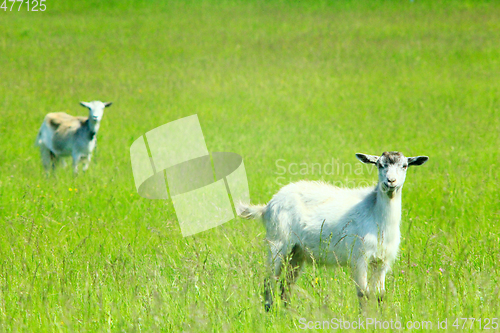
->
[357,291,369,300]
[264,303,272,312]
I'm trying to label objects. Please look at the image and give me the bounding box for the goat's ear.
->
[408,156,429,166]
[356,153,379,165]
[80,102,91,109]
[104,102,112,108]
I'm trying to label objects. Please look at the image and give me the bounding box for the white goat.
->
[36,101,112,173]
[237,151,429,311]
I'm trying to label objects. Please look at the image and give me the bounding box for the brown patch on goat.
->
[49,118,62,129]
[46,112,86,130]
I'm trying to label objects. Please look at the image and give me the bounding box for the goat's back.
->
[266,181,374,222]
[45,112,86,130]
[263,181,376,254]
[40,112,86,154]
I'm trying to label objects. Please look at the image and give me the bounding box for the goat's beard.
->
[381,183,397,199]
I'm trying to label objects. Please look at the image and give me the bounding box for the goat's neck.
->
[86,119,100,136]
[373,183,402,232]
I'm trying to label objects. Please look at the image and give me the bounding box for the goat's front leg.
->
[352,258,369,311]
[370,263,389,305]
[60,158,68,169]
[82,154,91,172]
[72,152,81,174]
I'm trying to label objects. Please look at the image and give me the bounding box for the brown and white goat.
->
[36,101,112,173]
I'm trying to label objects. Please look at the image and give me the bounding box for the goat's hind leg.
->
[280,244,304,306]
[264,242,287,312]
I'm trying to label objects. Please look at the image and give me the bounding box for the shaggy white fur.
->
[238,151,428,311]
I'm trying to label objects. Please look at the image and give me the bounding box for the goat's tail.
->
[236,202,266,220]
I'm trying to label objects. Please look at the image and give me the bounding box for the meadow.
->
[0,0,499,331]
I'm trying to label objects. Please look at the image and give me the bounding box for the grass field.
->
[1,0,499,331]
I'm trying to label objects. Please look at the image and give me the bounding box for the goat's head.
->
[80,101,112,123]
[356,152,428,198]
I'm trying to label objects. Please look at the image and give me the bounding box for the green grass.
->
[0,0,499,331]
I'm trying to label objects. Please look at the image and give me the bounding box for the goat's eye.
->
[403,165,408,169]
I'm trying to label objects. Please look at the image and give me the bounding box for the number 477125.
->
[1,0,46,11]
